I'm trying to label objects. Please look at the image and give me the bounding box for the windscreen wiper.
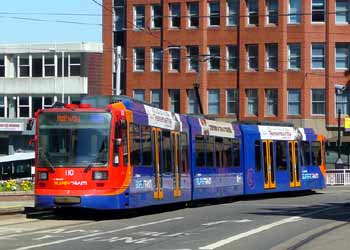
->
[42,152,55,173]
[84,161,106,173]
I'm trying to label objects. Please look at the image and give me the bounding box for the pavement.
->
[0,189,349,250]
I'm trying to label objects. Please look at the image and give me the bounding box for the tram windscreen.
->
[38,112,111,167]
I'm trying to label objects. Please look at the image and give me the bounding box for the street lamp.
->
[335,84,347,169]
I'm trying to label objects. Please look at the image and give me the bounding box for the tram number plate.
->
[54,196,81,204]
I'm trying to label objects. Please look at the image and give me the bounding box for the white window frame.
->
[287,89,301,115]
[187,2,199,28]
[0,96,8,118]
[208,1,220,27]
[0,55,5,78]
[335,0,350,24]
[247,44,259,71]
[288,0,301,24]
[17,96,32,118]
[133,89,145,102]
[266,0,278,25]
[246,89,258,116]
[169,89,180,113]
[133,48,145,72]
[311,89,326,115]
[187,46,199,72]
[208,46,220,71]
[43,54,56,77]
[266,43,278,71]
[311,0,325,23]
[169,3,181,28]
[17,54,31,78]
[151,4,162,29]
[335,90,350,115]
[288,43,301,70]
[151,89,161,108]
[311,43,325,70]
[227,0,239,26]
[68,54,81,77]
[207,89,220,115]
[169,48,181,72]
[226,89,238,114]
[151,47,162,72]
[133,5,145,30]
[42,96,56,109]
[265,89,278,116]
[335,43,350,70]
[226,45,238,71]
[187,89,198,114]
[247,0,259,26]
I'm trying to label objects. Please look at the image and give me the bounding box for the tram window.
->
[312,141,322,165]
[195,135,205,167]
[295,142,299,168]
[233,139,240,167]
[215,137,223,167]
[141,125,152,166]
[255,140,261,171]
[123,122,129,166]
[300,141,311,166]
[180,133,189,173]
[223,138,233,168]
[130,123,141,166]
[162,130,172,173]
[276,141,287,170]
[206,136,215,167]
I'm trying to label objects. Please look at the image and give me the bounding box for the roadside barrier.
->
[326,169,350,185]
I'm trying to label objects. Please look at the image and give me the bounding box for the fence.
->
[326,169,350,185]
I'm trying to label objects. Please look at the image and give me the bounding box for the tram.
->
[33,96,326,210]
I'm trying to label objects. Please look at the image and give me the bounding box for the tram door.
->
[152,128,163,199]
[289,141,301,188]
[171,132,182,198]
[262,140,276,189]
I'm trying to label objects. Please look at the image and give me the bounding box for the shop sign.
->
[0,122,24,132]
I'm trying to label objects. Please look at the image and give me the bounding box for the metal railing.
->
[326,169,350,185]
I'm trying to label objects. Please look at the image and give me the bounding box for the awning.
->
[0,152,35,163]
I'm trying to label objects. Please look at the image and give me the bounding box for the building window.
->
[43,96,56,109]
[226,89,238,114]
[266,0,278,25]
[247,44,259,71]
[151,47,162,72]
[187,89,198,114]
[312,0,325,23]
[187,2,199,28]
[312,43,325,69]
[208,2,220,26]
[0,55,5,77]
[336,90,350,114]
[151,89,161,108]
[18,54,30,77]
[288,89,301,115]
[336,0,350,24]
[115,3,125,31]
[289,0,301,24]
[169,47,180,72]
[133,89,145,102]
[227,45,238,70]
[266,43,278,71]
[151,4,162,29]
[336,43,350,69]
[169,89,180,113]
[69,54,81,77]
[227,0,239,26]
[246,89,258,116]
[187,46,199,72]
[288,43,301,70]
[0,96,7,118]
[266,89,278,116]
[133,48,145,72]
[208,46,220,70]
[134,5,145,29]
[17,96,31,118]
[208,89,220,114]
[169,3,181,28]
[311,89,325,115]
[43,54,55,77]
[247,0,259,26]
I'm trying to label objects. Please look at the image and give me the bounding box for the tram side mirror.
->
[28,135,38,146]
[26,118,35,131]
[114,138,122,147]
[120,119,127,129]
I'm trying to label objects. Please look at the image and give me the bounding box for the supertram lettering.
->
[54,181,88,186]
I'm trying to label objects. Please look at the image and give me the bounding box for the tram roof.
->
[0,152,35,163]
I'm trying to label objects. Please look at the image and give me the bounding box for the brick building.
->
[103,0,350,136]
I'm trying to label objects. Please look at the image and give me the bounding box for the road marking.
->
[12,217,184,250]
[199,206,337,250]
[199,216,302,250]
[202,219,252,226]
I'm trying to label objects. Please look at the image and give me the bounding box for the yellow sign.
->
[345,117,350,131]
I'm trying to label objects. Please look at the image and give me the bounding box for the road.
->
[0,186,349,250]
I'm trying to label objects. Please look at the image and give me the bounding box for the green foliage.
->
[0,179,34,192]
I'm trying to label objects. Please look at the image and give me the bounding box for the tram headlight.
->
[38,171,48,180]
[93,171,108,180]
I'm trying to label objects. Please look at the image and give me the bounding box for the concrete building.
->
[102,1,350,138]
[0,42,103,156]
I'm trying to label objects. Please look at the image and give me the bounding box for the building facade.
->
[0,42,103,156]
[103,0,350,136]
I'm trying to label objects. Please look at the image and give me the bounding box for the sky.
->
[0,0,102,44]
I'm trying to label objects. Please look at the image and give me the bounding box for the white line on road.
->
[12,217,184,250]
[199,206,337,250]
[202,219,252,226]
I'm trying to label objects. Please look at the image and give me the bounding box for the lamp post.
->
[335,85,346,169]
